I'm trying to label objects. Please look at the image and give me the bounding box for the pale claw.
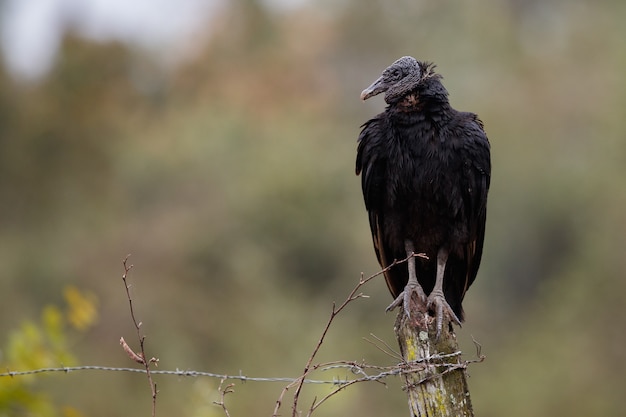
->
[386,280,427,318]
[427,290,461,341]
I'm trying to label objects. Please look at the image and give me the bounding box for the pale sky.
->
[0,0,222,80]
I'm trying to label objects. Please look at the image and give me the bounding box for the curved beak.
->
[360,76,387,100]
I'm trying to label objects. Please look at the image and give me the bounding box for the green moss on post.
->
[394,297,473,417]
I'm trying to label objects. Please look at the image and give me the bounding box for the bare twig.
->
[471,335,486,362]
[363,333,402,361]
[213,378,235,417]
[274,253,425,417]
[306,368,396,416]
[121,255,159,417]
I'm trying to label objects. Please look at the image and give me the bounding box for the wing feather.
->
[458,115,491,300]
[357,117,404,297]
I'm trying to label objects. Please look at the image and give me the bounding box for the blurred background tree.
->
[0,0,625,416]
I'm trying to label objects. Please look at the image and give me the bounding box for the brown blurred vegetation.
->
[1,0,626,416]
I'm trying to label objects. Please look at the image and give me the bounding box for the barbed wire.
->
[0,366,334,383]
[0,364,384,384]
[0,350,469,385]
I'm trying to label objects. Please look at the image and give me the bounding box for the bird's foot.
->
[385,281,427,318]
[427,289,462,341]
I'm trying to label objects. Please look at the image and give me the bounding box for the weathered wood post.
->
[394,295,474,416]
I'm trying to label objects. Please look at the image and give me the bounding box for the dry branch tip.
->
[120,337,145,365]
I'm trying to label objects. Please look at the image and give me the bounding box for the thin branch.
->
[471,335,486,362]
[306,367,400,416]
[121,255,158,417]
[213,378,235,417]
[363,333,403,361]
[275,253,425,417]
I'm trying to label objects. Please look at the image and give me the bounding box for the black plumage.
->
[356,57,490,333]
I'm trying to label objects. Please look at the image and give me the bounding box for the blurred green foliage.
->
[1,0,625,416]
[0,286,96,417]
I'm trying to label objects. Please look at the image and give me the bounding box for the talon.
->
[386,281,427,318]
[427,290,461,340]
[385,293,403,313]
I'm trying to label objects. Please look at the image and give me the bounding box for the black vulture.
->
[356,57,491,336]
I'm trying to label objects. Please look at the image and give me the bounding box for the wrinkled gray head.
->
[360,56,425,104]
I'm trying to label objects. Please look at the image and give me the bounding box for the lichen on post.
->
[394,295,474,417]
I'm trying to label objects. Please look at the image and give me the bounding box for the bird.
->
[356,56,491,337]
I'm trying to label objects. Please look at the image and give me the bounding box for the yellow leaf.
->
[64,286,99,331]
[62,405,87,417]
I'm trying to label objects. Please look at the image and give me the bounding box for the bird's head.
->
[361,56,440,105]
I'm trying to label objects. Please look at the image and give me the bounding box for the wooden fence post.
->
[394,297,474,416]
